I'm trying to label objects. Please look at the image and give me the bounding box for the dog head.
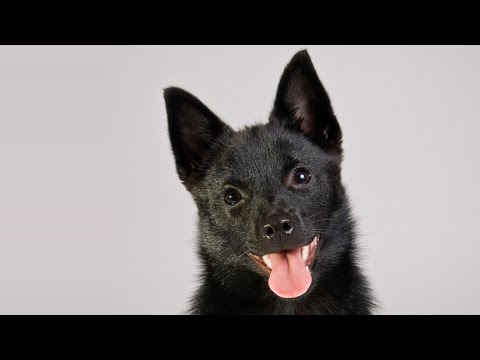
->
[164,50,350,299]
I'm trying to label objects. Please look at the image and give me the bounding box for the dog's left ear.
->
[270,50,342,153]
[164,87,233,191]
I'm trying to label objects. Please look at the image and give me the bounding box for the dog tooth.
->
[302,245,309,261]
[262,255,272,269]
[306,265,311,273]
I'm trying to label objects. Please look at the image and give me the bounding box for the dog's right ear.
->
[164,87,233,190]
[270,50,342,153]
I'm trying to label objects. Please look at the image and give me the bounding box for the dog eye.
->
[224,188,242,206]
[292,168,312,186]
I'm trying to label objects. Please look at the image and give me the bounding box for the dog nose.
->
[262,213,297,239]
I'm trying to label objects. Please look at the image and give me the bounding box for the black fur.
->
[164,50,375,314]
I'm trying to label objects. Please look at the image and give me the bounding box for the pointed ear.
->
[270,50,342,153]
[164,87,233,190]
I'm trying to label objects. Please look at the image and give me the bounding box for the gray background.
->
[0,45,479,314]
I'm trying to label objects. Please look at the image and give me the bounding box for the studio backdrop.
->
[0,45,478,314]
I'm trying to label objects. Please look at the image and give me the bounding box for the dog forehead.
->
[221,126,295,174]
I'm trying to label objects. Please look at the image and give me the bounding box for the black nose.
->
[262,213,298,240]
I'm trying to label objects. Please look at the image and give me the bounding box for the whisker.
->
[309,229,338,237]
[303,211,325,220]
[310,218,333,224]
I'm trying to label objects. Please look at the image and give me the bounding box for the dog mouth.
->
[247,236,319,299]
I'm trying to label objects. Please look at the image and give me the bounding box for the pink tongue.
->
[267,248,312,298]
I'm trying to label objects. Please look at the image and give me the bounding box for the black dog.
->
[164,50,375,314]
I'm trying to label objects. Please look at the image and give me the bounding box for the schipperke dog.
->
[164,50,375,314]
